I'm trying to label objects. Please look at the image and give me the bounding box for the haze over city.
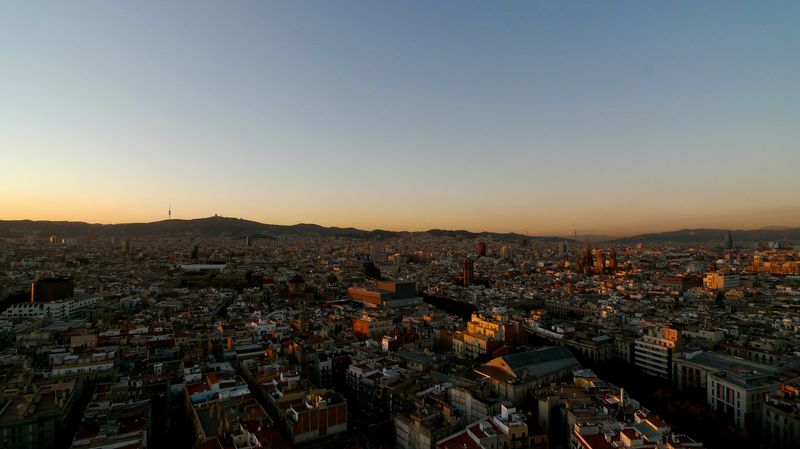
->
[2,1,799,234]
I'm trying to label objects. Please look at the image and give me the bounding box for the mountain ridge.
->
[0,217,798,244]
[0,216,553,241]
[612,227,800,245]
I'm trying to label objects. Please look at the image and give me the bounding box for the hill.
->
[2,218,796,244]
[0,217,553,241]
[613,228,800,245]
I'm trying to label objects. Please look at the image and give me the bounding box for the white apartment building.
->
[1,295,101,321]
[634,328,679,379]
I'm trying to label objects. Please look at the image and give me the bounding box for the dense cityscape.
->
[3,2,799,449]
[1,219,798,449]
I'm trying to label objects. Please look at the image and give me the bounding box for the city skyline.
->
[2,1,799,235]
[3,4,800,449]
[1,213,798,239]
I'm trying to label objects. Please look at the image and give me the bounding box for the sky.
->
[1,1,798,236]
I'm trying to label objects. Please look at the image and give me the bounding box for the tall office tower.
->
[558,240,568,256]
[608,249,617,269]
[476,241,487,257]
[463,258,474,286]
[580,241,594,274]
[724,231,733,250]
[500,245,513,260]
[191,245,199,259]
[121,239,130,254]
[596,251,607,272]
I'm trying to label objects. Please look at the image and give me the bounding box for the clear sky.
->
[1,1,798,236]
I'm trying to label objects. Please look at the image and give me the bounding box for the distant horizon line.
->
[1,215,798,240]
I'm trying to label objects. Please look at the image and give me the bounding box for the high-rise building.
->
[724,231,734,250]
[476,241,487,257]
[596,251,607,273]
[463,258,474,286]
[500,245,513,260]
[580,241,593,274]
[608,249,617,268]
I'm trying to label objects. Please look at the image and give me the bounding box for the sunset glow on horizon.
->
[2,1,799,236]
